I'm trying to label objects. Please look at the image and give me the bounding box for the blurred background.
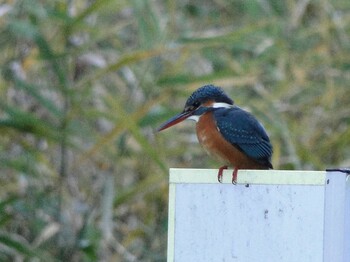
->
[0,0,349,261]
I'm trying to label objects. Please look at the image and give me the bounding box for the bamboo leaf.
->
[0,233,36,258]
[0,103,61,141]
[106,95,167,172]
[12,78,62,117]
[0,232,57,261]
[69,0,127,31]
[76,46,175,88]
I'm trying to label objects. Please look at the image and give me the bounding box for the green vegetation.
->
[0,0,349,260]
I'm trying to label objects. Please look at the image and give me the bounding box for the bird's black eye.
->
[192,101,200,108]
[184,101,200,112]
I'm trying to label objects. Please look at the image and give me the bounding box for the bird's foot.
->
[217,165,228,183]
[232,167,238,185]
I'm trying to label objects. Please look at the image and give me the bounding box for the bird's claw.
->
[218,166,238,185]
[232,168,238,185]
[217,166,228,183]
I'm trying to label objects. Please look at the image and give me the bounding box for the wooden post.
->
[167,169,350,262]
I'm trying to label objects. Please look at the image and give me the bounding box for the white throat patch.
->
[212,102,233,108]
[187,115,200,122]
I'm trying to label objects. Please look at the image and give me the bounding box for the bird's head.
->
[157,85,233,131]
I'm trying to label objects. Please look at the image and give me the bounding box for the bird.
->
[157,84,273,184]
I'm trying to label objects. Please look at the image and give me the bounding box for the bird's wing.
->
[213,107,273,167]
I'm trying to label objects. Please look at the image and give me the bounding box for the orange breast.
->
[196,111,266,169]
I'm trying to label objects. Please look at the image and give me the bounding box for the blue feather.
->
[213,106,273,168]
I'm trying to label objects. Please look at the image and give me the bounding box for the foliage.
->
[0,0,349,261]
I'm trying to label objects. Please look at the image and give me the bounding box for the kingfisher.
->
[157,85,273,184]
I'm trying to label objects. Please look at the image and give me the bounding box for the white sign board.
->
[167,169,350,262]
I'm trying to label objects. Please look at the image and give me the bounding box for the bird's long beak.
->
[157,111,193,132]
